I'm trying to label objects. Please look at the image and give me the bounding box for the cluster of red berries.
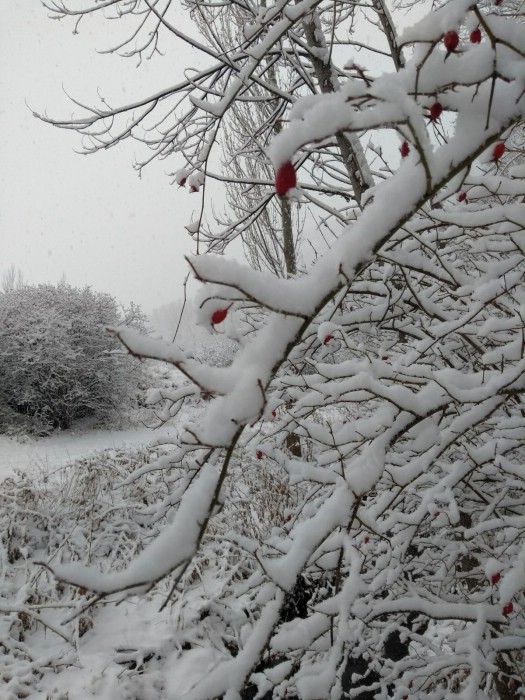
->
[443,25,486,54]
[398,26,493,161]
[177,176,199,193]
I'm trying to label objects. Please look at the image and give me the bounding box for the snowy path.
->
[0,425,176,480]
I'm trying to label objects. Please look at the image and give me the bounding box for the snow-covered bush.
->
[193,336,237,369]
[0,284,147,432]
[0,447,160,699]
[37,0,525,697]
[0,443,300,699]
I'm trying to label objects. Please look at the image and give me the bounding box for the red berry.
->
[323,334,334,345]
[190,184,199,193]
[503,602,513,616]
[364,537,369,544]
[179,177,187,187]
[272,410,277,418]
[400,141,410,158]
[408,681,413,689]
[382,356,389,361]
[457,192,467,202]
[444,31,459,53]
[286,514,292,522]
[470,28,482,43]
[275,161,297,198]
[256,450,263,460]
[491,572,501,585]
[429,102,443,121]
[434,511,441,517]
[492,142,506,161]
[211,308,228,325]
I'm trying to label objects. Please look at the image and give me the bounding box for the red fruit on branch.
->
[400,141,410,158]
[492,142,506,161]
[323,334,334,345]
[429,102,443,121]
[470,28,482,43]
[434,511,441,517]
[256,450,263,460]
[491,572,501,585]
[503,602,513,616]
[457,192,467,202]
[275,160,297,197]
[189,184,199,193]
[443,31,459,53]
[175,169,189,186]
[211,308,228,325]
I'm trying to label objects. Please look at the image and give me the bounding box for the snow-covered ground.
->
[0,424,176,481]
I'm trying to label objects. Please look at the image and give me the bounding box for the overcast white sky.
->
[0,2,212,314]
[1,3,426,318]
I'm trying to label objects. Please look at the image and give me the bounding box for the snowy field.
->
[0,424,176,481]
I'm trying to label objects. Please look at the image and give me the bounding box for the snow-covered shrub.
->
[193,336,238,369]
[0,447,164,699]
[0,284,147,432]
[0,443,303,699]
[36,0,525,697]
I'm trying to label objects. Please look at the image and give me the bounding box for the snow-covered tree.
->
[36,0,525,697]
[0,284,146,431]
